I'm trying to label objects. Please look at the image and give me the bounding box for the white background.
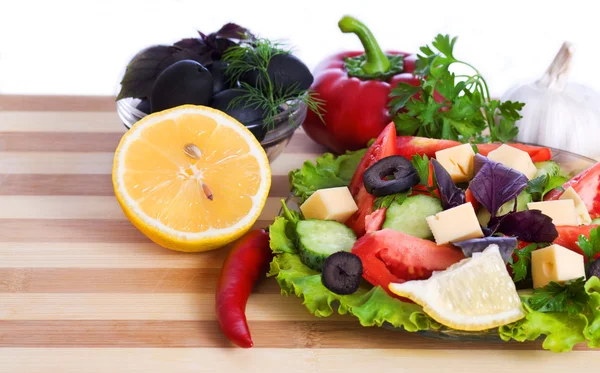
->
[0,0,598,97]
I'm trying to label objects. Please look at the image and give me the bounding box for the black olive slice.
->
[363,155,420,197]
[321,251,363,295]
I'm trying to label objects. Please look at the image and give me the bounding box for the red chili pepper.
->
[302,16,421,153]
[215,229,271,348]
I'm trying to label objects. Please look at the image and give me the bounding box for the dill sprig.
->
[223,39,324,129]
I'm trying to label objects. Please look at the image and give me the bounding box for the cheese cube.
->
[435,144,476,183]
[300,187,358,222]
[487,144,538,180]
[560,186,592,225]
[426,202,484,245]
[531,244,585,288]
[527,200,578,226]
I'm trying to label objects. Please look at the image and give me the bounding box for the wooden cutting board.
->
[0,95,597,372]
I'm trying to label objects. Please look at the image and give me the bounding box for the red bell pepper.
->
[396,136,552,162]
[545,162,600,219]
[302,16,420,154]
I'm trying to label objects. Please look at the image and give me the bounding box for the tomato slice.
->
[465,188,479,212]
[365,208,386,233]
[396,136,552,162]
[476,143,552,162]
[348,122,397,196]
[351,229,465,298]
[346,123,397,236]
[545,162,600,219]
[553,225,598,258]
[396,136,460,159]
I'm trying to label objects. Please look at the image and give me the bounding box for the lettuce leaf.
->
[499,277,600,352]
[268,252,439,331]
[289,149,366,203]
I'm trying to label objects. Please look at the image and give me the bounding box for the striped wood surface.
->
[0,95,598,372]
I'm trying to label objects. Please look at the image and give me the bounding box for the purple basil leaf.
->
[453,236,518,263]
[208,38,238,60]
[173,38,208,54]
[431,158,465,209]
[481,226,494,237]
[473,152,488,175]
[468,154,528,219]
[212,23,254,40]
[490,210,558,243]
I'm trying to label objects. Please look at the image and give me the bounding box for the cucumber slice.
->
[382,194,443,239]
[534,161,560,178]
[297,220,357,271]
[477,191,533,226]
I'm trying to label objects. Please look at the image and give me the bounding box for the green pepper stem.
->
[338,15,390,75]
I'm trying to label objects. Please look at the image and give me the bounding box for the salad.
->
[268,123,600,352]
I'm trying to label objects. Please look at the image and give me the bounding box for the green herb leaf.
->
[373,191,409,210]
[388,83,422,114]
[545,176,567,196]
[509,243,539,283]
[431,34,457,60]
[527,277,590,315]
[388,34,524,143]
[526,174,568,202]
[526,175,546,201]
[411,155,430,187]
[578,226,600,261]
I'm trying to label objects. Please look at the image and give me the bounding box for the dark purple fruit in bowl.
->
[136,99,151,114]
[150,60,213,113]
[208,60,230,95]
[210,89,267,124]
[244,122,269,142]
[241,54,313,96]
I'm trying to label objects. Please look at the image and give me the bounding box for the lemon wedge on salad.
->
[389,245,525,331]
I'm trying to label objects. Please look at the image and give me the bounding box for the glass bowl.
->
[281,145,597,342]
[116,97,308,162]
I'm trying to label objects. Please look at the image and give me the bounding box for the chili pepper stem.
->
[338,15,390,75]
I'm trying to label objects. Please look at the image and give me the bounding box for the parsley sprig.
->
[509,243,539,283]
[373,192,409,210]
[527,277,590,315]
[389,35,524,143]
[526,174,567,201]
[577,226,600,262]
[411,155,438,196]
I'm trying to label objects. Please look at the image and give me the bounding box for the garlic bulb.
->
[502,42,600,160]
